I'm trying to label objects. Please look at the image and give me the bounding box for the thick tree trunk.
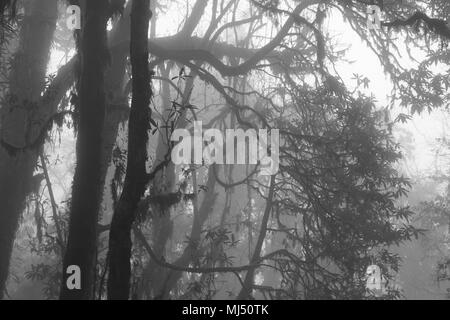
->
[107,0,152,300]
[60,0,110,300]
[0,0,57,299]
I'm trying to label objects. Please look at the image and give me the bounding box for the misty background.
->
[1,0,450,300]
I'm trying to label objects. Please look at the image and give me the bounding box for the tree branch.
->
[383,11,450,39]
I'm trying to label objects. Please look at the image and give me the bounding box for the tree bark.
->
[0,0,57,299]
[107,0,152,300]
[60,0,110,300]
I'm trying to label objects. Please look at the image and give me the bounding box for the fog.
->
[1,0,449,300]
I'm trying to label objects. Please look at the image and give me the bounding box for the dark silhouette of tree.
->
[107,0,153,300]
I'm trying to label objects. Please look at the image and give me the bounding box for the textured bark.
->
[107,0,152,300]
[60,0,110,300]
[0,0,57,299]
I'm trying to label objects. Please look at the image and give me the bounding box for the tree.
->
[0,0,58,298]
[59,0,110,300]
[102,0,421,300]
[0,0,432,300]
[107,0,153,300]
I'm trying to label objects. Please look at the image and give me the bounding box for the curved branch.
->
[209,15,262,44]
[133,225,289,274]
[213,163,258,189]
[148,0,320,77]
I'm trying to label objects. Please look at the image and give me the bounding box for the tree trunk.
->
[158,167,217,299]
[0,0,57,299]
[60,0,110,300]
[107,0,152,300]
[143,64,176,299]
[237,176,275,299]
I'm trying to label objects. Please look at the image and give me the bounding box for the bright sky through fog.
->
[326,8,448,177]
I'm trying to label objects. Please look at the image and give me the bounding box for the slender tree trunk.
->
[107,0,152,300]
[158,167,217,299]
[237,176,275,299]
[144,65,176,299]
[0,0,57,299]
[60,0,110,300]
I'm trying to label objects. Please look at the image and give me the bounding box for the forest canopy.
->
[0,0,450,300]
